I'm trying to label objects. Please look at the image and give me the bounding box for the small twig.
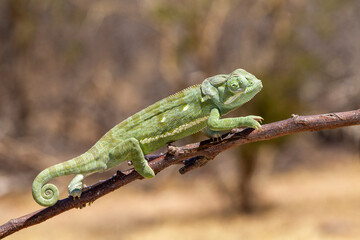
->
[179,156,214,174]
[0,109,359,239]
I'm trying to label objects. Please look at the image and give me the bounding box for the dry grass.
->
[1,156,360,240]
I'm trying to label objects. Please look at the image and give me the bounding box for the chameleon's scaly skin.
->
[32,68,263,206]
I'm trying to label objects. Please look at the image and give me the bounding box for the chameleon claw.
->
[209,131,223,143]
[69,189,82,200]
[251,116,264,123]
[247,115,264,129]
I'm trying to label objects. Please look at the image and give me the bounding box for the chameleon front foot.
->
[241,115,263,130]
[211,136,223,142]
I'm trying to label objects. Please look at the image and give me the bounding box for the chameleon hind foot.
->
[68,161,107,199]
[109,138,155,179]
[68,174,84,199]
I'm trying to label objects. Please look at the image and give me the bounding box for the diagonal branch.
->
[1,109,359,239]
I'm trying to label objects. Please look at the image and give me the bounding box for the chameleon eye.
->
[228,80,240,92]
[225,76,238,89]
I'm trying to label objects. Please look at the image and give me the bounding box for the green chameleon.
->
[32,68,263,207]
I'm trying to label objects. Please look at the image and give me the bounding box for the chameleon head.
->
[217,68,262,113]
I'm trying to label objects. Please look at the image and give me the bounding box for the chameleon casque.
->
[32,68,263,207]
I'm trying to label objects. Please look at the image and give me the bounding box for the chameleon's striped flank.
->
[140,115,209,144]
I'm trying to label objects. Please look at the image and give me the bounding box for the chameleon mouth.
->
[245,81,262,94]
[224,90,244,105]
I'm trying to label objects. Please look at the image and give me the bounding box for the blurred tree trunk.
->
[237,148,258,212]
[1,0,35,137]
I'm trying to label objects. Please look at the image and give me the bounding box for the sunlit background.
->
[0,1,359,239]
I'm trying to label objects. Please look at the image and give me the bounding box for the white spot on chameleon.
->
[140,116,209,144]
[161,116,166,122]
[182,105,189,111]
[201,95,211,102]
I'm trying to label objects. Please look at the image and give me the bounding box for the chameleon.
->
[32,68,263,207]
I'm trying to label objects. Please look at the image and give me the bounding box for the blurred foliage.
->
[0,0,359,212]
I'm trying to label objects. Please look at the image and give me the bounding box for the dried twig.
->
[1,109,359,239]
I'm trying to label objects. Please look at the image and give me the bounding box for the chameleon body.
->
[32,68,263,207]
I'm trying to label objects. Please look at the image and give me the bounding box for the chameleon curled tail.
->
[32,157,86,207]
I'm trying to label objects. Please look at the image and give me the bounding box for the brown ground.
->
[1,155,360,240]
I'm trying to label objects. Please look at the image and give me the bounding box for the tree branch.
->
[1,109,359,239]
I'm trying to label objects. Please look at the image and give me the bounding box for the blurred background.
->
[0,0,359,239]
